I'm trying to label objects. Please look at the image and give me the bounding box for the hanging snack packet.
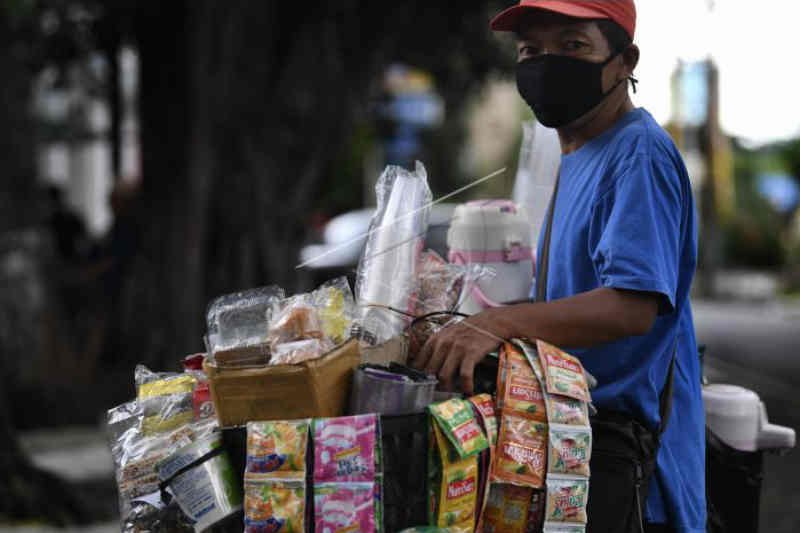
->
[429,398,490,459]
[536,340,590,402]
[548,425,592,477]
[314,482,376,533]
[492,416,548,488]
[482,484,534,533]
[546,395,590,427]
[504,373,547,422]
[246,419,310,475]
[429,423,479,533]
[544,475,589,524]
[497,343,535,410]
[468,394,499,448]
[314,414,378,482]
[244,476,306,533]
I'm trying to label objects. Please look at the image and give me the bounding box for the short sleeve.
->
[588,155,684,314]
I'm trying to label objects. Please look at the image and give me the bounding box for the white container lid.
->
[703,384,760,418]
[704,384,796,452]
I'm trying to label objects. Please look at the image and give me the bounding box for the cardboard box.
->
[361,334,409,366]
[204,339,360,428]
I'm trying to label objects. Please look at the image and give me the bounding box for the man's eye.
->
[563,40,587,51]
[518,45,539,58]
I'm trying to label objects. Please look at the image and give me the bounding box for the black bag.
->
[537,171,676,533]
[585,367,674,533]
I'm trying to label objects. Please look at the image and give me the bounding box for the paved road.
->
[694,299,799,533]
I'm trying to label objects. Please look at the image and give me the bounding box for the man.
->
[412,1,705,532]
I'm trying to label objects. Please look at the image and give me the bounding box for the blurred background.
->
[0,0,797,531]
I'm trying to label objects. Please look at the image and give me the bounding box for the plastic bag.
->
[512,120,561,251]
[206,285,284,364]
[267,277,355,365]
[415,250,465,316]
[356,161,432,345]
[314,276,356,345]
[135,366,196,435]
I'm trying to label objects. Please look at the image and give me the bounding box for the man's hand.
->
[411,310,506,395]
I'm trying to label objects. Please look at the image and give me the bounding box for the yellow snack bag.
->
[430,423,478,533]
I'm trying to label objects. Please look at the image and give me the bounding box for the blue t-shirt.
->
[534,108,706,532]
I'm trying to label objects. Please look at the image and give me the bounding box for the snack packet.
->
[135,367,196,435]
[544,475,589,524]
[491,416,548,488]
[548,425,592,477]
[314,414,379,482]
[314,482,376,533]
[482,484,534,533]
[429,398,490,459]
[504,373,547,422]
[536,340,590,402]
[468,394,499,448]
[314,276,356,345]
[246,419,310,475]
[430,423,479,533]
[244,476,306,533]
[545,395,590,427]
[515,339,545,381]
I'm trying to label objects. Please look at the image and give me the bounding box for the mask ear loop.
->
[629,75,639,94]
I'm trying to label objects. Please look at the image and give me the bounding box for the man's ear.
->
[622,44,640,77]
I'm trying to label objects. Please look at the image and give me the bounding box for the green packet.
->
[428,398,490,459]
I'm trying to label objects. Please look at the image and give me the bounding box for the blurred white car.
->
[299,203,457,270]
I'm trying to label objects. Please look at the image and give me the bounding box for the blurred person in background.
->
[45,185,88,263]
[414,1,704,532]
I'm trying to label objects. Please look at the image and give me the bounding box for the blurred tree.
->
[123,1,512,369]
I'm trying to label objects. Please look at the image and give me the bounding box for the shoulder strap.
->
[657,342,677,436]
[535,169,561,303]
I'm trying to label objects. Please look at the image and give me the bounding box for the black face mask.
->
[516,52,625,128]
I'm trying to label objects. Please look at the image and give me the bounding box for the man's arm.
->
[412,287,659,393]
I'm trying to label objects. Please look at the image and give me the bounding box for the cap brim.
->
[490,1,611,32]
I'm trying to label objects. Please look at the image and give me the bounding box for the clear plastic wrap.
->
[108,398,219,530]
[356,161,432,345]
[266,277,355,365]
[135,365,197,435]
[205,285,285,364]
[414,250,464,316]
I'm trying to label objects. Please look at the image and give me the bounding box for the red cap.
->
[491,0,636,40]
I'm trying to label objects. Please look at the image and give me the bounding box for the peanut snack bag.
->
[491,415,548,488]
[244,475,306,533]
[429,398,489,459]
[430,422,479,533]
[246,419,310,475]
[548,425,592,477]
[544,475,589,524]
[536,340,590,402]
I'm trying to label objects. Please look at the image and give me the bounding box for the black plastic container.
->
[706,429,764,533]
